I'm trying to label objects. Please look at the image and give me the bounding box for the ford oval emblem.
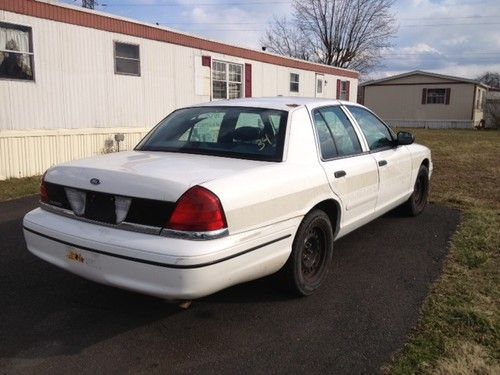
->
[90,178,100,185]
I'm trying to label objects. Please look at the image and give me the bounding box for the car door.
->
[311,106,379,230]
[345,105,413,212]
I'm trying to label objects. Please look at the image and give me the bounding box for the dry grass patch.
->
[432,342,499,375]
[389,129,500,374]
[410,129,500,209]
[0,176,41,202]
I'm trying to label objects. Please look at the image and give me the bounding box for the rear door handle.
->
[378,160,388,167]
[334,170,346,178]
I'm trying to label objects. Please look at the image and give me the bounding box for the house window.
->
[422,88,450,105]
[212,60,242,99]
[290,73,299,92]
[336,80,350,100]
[426,88,446,104]
[0,22,34,80]
[114,42,140,76]
[316,76,323,94]
[340,81,349,99]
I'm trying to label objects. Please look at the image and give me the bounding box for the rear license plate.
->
[85,192,116,224]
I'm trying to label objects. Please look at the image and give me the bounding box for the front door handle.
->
[334,170,346,178]
[378,160,388,167]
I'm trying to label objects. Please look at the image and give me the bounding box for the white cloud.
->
[191,7,211,23]
[400,43,441,54]
[434,63,500,79]
[372,0,500,79]
[174,1,292,48]
[442,36,468,46]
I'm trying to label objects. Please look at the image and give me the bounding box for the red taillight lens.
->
[167,186,227,232]
[40,172,49,203]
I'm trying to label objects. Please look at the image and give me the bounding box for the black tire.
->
[284,209,334,296]
[403,165,429,216]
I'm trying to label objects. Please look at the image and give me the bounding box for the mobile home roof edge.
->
[360,70,487,88]
[2,0,359,79]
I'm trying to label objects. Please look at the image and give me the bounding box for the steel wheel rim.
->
[301,226,327,284]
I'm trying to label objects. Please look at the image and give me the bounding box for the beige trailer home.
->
[360,70,487,129]
[0,0,359,180]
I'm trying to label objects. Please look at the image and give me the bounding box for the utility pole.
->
[82,0,97,9]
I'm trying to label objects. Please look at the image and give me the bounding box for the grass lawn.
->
[388,129,500,374]
[0,176,41,202]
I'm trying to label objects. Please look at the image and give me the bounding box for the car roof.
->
[194,97,362,111]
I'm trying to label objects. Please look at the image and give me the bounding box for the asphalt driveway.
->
[0,196,459,374]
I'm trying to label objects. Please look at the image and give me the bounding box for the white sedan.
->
[23,98,432,299]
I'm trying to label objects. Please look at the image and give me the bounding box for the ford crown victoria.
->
[23,98,432,299]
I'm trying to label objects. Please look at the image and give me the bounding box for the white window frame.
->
[290,73,300,93]
[0,22,35,81]
[211,60,243,100]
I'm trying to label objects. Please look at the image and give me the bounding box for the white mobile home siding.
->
[0,1,358,179]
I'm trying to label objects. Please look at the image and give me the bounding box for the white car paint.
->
[45,150,268,202]
[23,97,432,299]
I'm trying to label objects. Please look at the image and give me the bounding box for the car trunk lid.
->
[44,150,266,202]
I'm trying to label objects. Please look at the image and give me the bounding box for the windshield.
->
[136,106,288,162]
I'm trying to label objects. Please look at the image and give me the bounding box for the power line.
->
[157,19,500,25]
[99,0,498,8]
[156,21,500,31]
[159,22,267,25]
[100,0,496,5]
[400,22,500,27]
[380,57,500,61]
[102,1,292,6]
[380,52,500,57]
[400,15,500,20]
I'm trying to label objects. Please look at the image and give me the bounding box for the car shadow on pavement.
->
[0,198,460,374]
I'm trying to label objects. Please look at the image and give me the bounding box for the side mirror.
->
[397,131,415,146]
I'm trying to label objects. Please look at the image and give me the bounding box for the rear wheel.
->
[284,209,333,296]
[403,165,429,216]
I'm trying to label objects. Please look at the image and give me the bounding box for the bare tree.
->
[261,16,314,61]
[485,100,500,128]
[261,0,396,73]
[82,0,97,9]
[477,72,500,128]
[476,72,500,88]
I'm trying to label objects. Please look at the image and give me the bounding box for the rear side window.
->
[136,106,288,162]
[313,106,362,159]
[347,106,394,151]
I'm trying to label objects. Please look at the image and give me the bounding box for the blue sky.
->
[60,0,500,80]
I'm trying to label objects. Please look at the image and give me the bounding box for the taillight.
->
[167,186,227,232]
[40,172,49,203]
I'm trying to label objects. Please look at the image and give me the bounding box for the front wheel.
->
[284,209,334,296]
[403,165,429,216]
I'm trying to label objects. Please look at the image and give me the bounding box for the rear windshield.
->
[135,106,288,162]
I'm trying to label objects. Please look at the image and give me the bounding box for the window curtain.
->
[0,26,32,76]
